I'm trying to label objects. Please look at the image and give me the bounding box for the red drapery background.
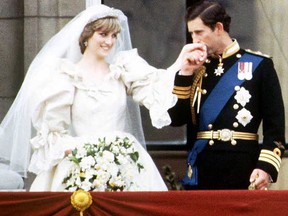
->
[0,190,288,216]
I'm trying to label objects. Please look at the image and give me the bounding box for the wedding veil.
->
[0,4,145,177]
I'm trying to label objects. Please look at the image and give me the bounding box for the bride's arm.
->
[28,64,76,175]
[111,49,177,129]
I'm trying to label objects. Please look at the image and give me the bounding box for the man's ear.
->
[215,22,224,34]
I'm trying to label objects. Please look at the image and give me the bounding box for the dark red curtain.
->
[0,190,287,216]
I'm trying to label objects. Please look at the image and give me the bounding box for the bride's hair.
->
[79,16,121,54]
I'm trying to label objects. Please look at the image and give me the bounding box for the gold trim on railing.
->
[71,190,92,216]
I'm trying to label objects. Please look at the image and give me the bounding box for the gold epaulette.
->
[245,49,271,58]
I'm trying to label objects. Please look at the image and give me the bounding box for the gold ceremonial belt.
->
[197,129,258,145]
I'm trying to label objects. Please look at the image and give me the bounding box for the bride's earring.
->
[84,41,88,47]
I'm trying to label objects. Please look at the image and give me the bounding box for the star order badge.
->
[214,66,224,76]
[214,55,224,76]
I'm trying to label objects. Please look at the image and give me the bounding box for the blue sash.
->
[182,53,263,186]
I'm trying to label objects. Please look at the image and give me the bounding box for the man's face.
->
[187,17,218,56]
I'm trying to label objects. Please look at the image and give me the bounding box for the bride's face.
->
[88,30,118,58]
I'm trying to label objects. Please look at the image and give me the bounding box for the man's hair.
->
[186,0,231,33]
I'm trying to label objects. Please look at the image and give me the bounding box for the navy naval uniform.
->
[168,40,286,189]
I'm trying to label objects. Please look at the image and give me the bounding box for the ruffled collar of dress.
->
[59,59,83,82]
[58,58,121,100]
[59,58,122,84]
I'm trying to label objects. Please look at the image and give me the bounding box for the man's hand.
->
[249,168,271,190]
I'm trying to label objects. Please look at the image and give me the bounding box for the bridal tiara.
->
[84,5,127,25]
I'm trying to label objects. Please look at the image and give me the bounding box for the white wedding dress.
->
[28,49,177,191]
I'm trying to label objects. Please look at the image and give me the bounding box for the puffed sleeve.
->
[28,60,76,175]
[110,49,178,129]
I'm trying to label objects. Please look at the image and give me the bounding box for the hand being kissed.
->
[179,43,207,76]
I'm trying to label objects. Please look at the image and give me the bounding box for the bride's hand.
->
[178,43,207,76]
[65,149,72,156]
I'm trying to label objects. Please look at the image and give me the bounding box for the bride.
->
[0,4,181,191]
[0,3,205,191]
[27,5,182,191]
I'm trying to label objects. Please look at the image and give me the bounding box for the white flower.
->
[102,150,115,162]
[75,146,87,158]
[117,154,129,165]
[81,179,93,191]
[63,136,144,192]
[234,87,251,107]
[74,176,82,186]
[85,168,97,180]
[106,163,119,177]
[236,108,253,126]
[104,135,117,145]
[96,170,110,183]
[111,145,120,154]
[95,158,108,171]
[92,179,106,191]
[79,155,95,170]
[109,176,125,188]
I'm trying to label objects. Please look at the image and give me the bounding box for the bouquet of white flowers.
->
[63,136,144,192]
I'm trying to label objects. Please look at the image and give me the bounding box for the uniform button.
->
[202,89,207,95]
[209,140,214,145]
[233,122,239,128]
[208,124,213,129]
[233,104,239,110]
[204,73,208,77]
[234,86,240,91]
[236,54,242,58]
[273,148,281,157]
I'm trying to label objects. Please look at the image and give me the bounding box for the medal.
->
[238,62,245,80]
[214,55,224,76]
[245,62,253,80]
[238,62,253,80]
